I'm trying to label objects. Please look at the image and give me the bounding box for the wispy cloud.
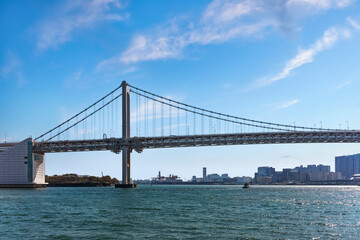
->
[1,52,19,76]
[256,26,352,87]
[347,17,360,30]
[276,99,300,109]
[333,80,352,90]
[1,51,27,87]
[65,69,83,87]
[97,0,356,71]
[253,17,360,88]
[131,94,185,123]
[37,0,128,50]
[287,0,357,9]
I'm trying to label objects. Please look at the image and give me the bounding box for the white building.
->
[308,172,343,181]
[234,176,252,184]
[207,173,223,182]
[0,138,46,187]
[329,172,343,181]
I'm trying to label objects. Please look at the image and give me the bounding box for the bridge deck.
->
[31,130,360,154]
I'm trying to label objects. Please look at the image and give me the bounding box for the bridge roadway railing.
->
[130,130,360,152]
[33,138,127,154]
[32,130,360,154]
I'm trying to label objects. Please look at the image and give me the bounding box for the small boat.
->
[243,183,251,188]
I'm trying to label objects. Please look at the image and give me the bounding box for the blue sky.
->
[1,0,360,180]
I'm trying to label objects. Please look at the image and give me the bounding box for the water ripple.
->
[1,185,360,239]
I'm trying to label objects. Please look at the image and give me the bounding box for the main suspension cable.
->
[35,84,122,141]
[131,90,293,132]
[128,84,337,132]
[45,93,122,142]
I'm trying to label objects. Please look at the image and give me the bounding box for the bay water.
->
[1,185,360,239]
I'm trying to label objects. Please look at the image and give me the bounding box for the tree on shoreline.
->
[45,174,119,185]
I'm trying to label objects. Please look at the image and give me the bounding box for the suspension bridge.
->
[1,81,360,188]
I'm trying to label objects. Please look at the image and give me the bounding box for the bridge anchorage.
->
[1,80,360,188]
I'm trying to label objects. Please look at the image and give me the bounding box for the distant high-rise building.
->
[317,164,331,173]
[257,167,275,177]
[203,167,207,182]
[295,164,330,174]
[207,173,222,183]
[255,166,275,183]
[221,174,229,179]
[255,163,338,184]
[335,153,360,179]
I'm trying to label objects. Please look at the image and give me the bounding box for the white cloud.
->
[277,99,300,109]
[97,0,356,70]
[256,26,352,87]
[347,17,360,30]
[1,51,27,87]
[37,0,127,50]
[287,0,357,9]
[97,34,186,70]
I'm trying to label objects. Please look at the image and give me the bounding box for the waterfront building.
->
[203,167,207,182]
[294,164,330,174]
[257,166,275,177]
[282,168,292,182]
[254,163,340,184]
[234,177,252,184]
[329,172,343,181]
[255,166,275,183]
[308,172,343,181]
[273,171,285,182]
[307,165,318,173]
[335,153,360,179]
[299,172,308,183]
[221,174,230,179]
[308,172,327,181]
[317,164,331,173]
[288,170,300,182]
[255,176,272,184]
[307,164,330,173]
[152,173,183,184]
[207,173,223,182]
[0,138,46,187]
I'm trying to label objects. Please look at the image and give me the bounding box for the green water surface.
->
[1,185,359,239]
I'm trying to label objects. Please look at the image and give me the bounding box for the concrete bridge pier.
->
[115,146,136,188]
[115,81,137,188]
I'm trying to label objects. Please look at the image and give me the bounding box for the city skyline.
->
[144,161,337,181]
[2,0,360,179]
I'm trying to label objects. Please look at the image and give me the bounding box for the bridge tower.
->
[116,81,137,188]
